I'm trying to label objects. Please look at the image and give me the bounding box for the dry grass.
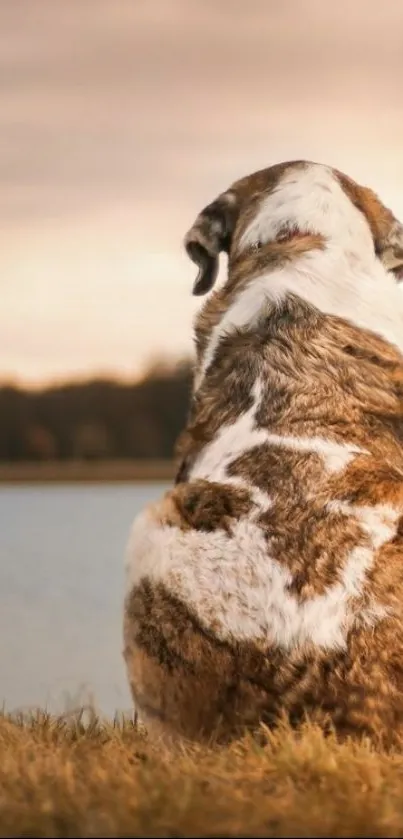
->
[1,711,403,837]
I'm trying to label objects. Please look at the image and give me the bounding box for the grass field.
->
[1,710,403,837]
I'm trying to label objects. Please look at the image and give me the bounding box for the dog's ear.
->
[184,192,239,295]
[379,221,403,282]
[335,171,403,282]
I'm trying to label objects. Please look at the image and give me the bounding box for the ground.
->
[1,710,403,837]
[0,458,175,484]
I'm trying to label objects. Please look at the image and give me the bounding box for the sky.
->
[2,0,403,387]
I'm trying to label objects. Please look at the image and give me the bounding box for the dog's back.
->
[124,161,403,748]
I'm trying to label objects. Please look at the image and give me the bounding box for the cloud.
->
[1,0,403,382]
[2,0,403,224]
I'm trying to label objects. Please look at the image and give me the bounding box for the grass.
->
[2,710,403,837]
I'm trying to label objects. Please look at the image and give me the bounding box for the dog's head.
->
[184,160,403,296]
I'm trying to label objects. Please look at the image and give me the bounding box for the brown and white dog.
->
[123,160,403,750]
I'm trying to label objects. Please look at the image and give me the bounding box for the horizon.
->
[3,0,403,387]
[0,352,193,393]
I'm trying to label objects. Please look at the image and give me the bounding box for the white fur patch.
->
[197,164,403,388]
[125,499,398,652]
[258,433,363,474]
[240,164,373,252]
[327,500,399,549]
[190,379,272,513]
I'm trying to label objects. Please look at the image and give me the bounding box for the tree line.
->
[0,359,193,462]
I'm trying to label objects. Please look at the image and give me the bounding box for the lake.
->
[0,482,169,718]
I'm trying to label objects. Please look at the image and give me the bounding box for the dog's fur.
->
[123,160,403,749]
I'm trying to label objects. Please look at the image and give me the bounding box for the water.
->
[0,481,169,717]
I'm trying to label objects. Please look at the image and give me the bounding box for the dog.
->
[123,160,403,750]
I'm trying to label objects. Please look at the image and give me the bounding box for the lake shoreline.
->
[0,459,176,484]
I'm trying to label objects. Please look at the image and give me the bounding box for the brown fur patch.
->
[163,479,253,534]
[124,580,403,750]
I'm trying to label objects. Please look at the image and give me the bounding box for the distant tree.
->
[24,425,57,460]
[72,422,111,460]
[0,357,194,462]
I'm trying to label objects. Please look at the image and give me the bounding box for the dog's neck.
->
[194,239,403,393]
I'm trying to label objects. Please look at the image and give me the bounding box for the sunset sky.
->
[2,0,403,386]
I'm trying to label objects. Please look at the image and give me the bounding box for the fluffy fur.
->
[123,160,403,750]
